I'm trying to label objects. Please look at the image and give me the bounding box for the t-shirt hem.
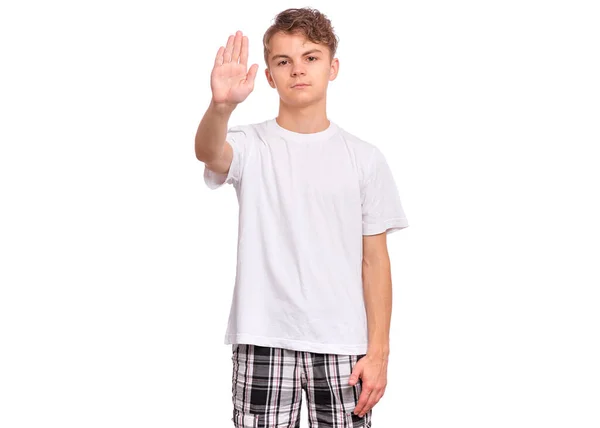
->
[363,217,409,235]
[225,333,367,355]
[203,165,228,189]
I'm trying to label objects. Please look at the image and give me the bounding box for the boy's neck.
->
[276,102,330,134]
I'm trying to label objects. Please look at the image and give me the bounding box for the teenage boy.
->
[195,8,409,428]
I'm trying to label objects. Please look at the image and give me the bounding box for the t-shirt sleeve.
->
[203,125,250,190]
[361,147,409,235]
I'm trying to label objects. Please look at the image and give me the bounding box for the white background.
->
[1,0,599,427]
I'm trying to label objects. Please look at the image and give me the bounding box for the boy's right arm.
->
[194,100,235,174]
[194,30,258,173]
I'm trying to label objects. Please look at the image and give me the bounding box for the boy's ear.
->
[265,68,276,88]
[329,58,339,80]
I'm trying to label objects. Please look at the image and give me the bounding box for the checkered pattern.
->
[231,344,372,427]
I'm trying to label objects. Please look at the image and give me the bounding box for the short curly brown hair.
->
[263,8,339,67]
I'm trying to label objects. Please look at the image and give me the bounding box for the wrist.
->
[210,98,237,116]
[367,346,390,359]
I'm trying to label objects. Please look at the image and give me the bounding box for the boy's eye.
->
[277,57,318,66]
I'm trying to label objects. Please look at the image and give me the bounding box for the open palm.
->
[211,31,259,106]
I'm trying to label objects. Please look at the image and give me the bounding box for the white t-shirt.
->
[203,118,408,355]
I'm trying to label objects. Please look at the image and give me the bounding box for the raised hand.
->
[211,30,259,108]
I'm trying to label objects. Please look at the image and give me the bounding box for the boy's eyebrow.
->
[271,49,323,61]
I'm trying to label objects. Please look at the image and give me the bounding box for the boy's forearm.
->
[362,257,392,359]
[194,99,237,162]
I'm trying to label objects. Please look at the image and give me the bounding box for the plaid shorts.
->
[231,343,372,428]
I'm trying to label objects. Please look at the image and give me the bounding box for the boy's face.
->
[265,31,339,107]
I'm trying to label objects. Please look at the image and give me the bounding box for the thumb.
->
[348,362,363,386]
[244,64,259,88]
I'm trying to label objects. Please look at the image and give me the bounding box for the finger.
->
[240,36,249,67]
[359,390,381,416]
[368,390,385,413]
[214,46,224,66]
[223,34,234,62]
[231,30,242,63]
[348,362,362,386]
[244,64,258,87]
[353,388,372,416]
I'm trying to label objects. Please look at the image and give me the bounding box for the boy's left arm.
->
[349,231,392,418]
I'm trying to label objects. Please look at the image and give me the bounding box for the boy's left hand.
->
[348,353,389,417]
